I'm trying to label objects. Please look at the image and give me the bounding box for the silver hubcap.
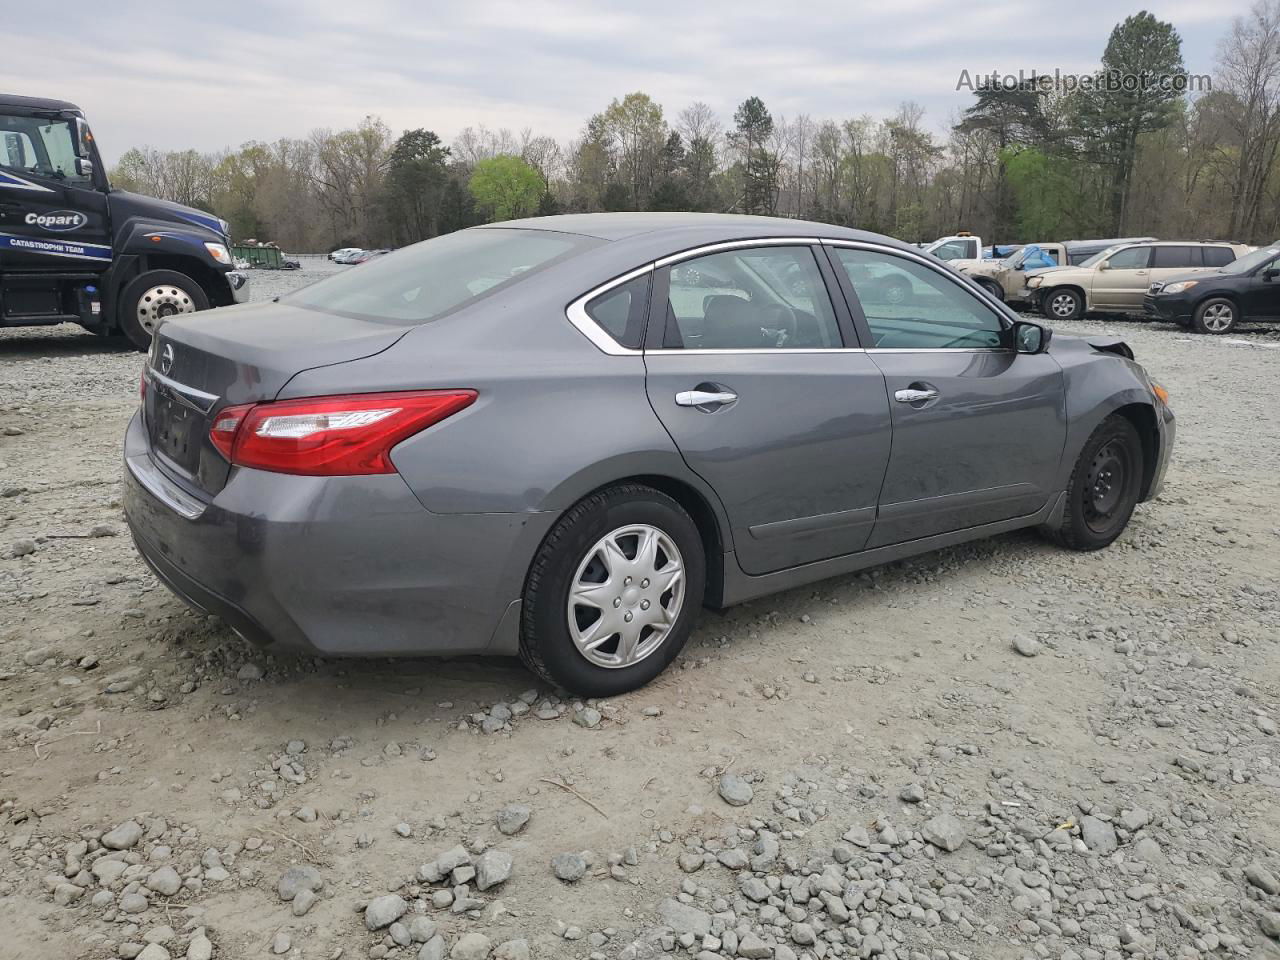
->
[137,285,196,334]
[567,524,685,669]
[1050,293,1077,318]
[1202,303,1233,332]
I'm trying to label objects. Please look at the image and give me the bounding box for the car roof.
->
[482,212,900,246]
[0,94,83,114]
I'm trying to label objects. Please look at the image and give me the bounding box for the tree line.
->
[110,4,1280,252]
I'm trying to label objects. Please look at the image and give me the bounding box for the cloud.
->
[0,0,1250,163]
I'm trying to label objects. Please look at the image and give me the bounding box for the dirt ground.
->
[2,260,1279,960]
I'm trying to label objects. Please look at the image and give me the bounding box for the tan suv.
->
[1027,241,1252,320]
[955,238,1153,304]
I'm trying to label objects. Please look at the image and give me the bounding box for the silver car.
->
[124,214,1175,696]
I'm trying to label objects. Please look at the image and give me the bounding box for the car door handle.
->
[894,388,938,403]
[675,389,738,408]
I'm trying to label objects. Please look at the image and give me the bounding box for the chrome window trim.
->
[566,236,1024,357]
[564,263,653,356]
[653,236,823,267]
[819,238,1016,352]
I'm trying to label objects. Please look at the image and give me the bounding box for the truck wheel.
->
[1044,288,1084,321]
[1192,298,1238,335]
[118,270,209,351]
[976,278,1005,301]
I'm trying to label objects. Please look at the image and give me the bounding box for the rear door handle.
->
[675,389,738,408]
[894,388,938,403]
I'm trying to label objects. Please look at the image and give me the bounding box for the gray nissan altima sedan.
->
[123,213,1174,696]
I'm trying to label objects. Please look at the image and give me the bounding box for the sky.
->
[0,0,1254,164]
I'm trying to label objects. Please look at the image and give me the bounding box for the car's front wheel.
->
[520,484,706,697]
[1192,297,1238,335]
[1045,415,1144,551]
[1044,287,1084,321]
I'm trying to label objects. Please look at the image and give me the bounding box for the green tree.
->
[438,176,480,234]
[602,92,667,208]
[383,128,450,243]
[1078,11,1187,231]
[733,97,777,214]
[956,80,1049,243]
[469,154,543,222]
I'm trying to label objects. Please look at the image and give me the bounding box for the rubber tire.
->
[977,278,1005,302]
[883,279,911,305]
[1045,415,1144,551]
[520,484,706,697]
[117,270,209,351]
[1044,287,1084,321]
[1191,297,1238,335]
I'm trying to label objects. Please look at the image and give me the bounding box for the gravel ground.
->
[1,260,1279,960]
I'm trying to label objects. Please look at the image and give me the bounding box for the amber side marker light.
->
[1151,382,1170,406]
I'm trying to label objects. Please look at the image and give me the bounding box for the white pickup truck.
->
[922,234,983,262]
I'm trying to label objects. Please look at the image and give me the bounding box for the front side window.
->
[1106,246,1152,269]
[0,114,91,185]
[287,228,600,325]
[831,247,1006,350]
[661,246,842,349]
[1152,246,1201,268]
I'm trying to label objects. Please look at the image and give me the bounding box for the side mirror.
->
[1014,320,1052,355]
[1097,261,1110,271]
[1263,267,1278,282]
[1014,263,1024,271]
[75,157,95,178]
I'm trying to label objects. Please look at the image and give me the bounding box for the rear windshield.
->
[288,228,600,324]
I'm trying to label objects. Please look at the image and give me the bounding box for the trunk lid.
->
[143,301,410,496]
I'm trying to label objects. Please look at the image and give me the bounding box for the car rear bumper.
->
[122,409,546,657]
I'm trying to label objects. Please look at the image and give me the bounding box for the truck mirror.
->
[73,117,92,158]
[75,157,95,178]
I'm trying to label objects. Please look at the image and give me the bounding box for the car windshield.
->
[1221,246,1277,274]
[289,228,600,324]
[0,114,92,184]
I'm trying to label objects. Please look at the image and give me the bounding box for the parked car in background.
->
[956,239,1141,305]
[351,249,390,264]
[1144,244,1280,334]
[124,213,1173,696]
[332,248,367,264]
[1027,240,1250,320]
[328,247,361,261]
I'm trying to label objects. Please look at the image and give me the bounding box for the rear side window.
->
[584,274,650,349]
[1152,246,1201,268]
[661,246,843,349]
[1203,246,1236,267]
[287,228,601,325]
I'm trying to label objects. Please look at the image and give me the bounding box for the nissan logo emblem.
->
[160,343,175,375]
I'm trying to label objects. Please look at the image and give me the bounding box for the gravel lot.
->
[2,260,1279,960]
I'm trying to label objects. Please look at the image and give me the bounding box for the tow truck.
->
[1,94,248,349]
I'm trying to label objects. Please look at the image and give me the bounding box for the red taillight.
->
[209,403,253,460]
[208,391,476,476]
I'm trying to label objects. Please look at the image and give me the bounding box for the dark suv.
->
[1145,245,1280,334]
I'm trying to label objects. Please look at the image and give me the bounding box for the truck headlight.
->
[205,242,232,265]
[1160,280,1198,295]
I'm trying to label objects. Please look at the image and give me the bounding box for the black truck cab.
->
[1,94,248,348]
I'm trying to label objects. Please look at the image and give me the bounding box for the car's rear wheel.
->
[520,484,705,697]
[118,270,209,351]
[1045,415,1143,551]
[1192,297,1238,335]
[1044,287,1084,321]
